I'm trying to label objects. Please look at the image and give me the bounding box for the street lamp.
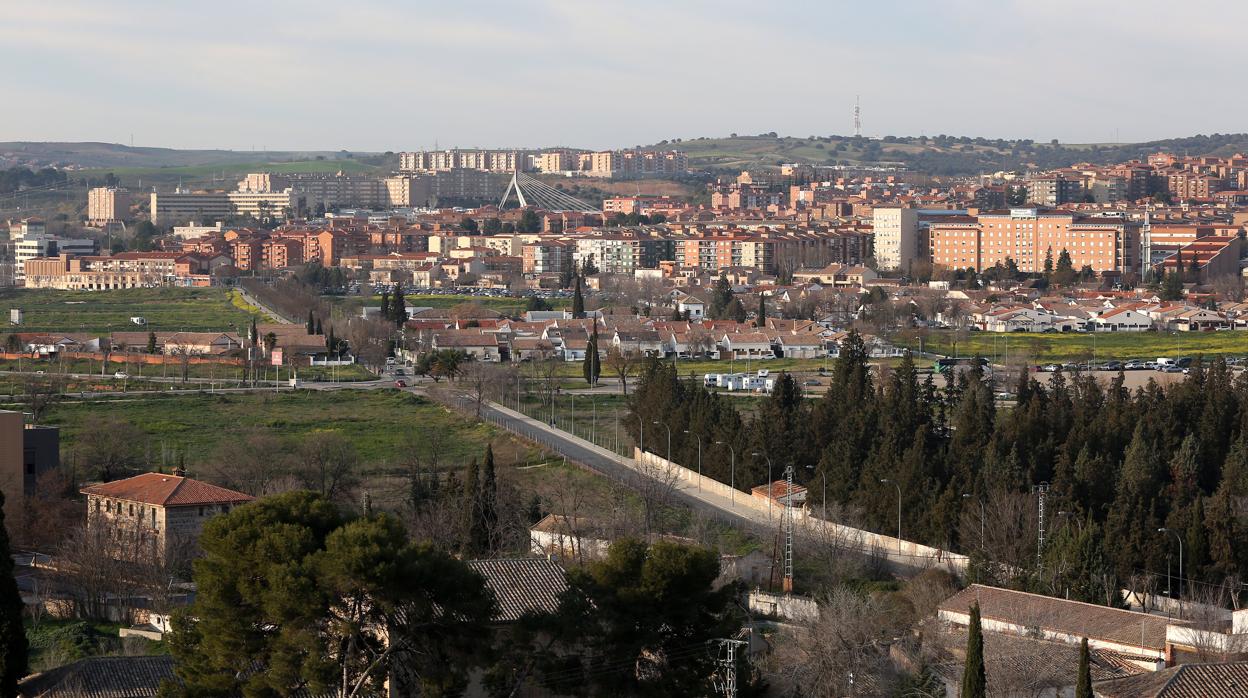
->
[963,493,984,550]
[753,452,774,521]
[806,465,826,520]
[683,430,703,491]
[653,420,671,464]
[1159,527,1184,599]
[881,478,902,552]
[715,440,736,506]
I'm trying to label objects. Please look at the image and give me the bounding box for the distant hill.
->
[0,142,385,171]
[647,133,1248,176]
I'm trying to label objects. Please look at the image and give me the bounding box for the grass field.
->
[0,288,266,333]
[40,389,509,467]
[899,330,1248,363]
[79,158,384,186]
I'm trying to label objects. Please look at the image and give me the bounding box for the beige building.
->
[150,191,232,225]
[87,187,133,224]
[872,206,918,272]
[81,472,253,562]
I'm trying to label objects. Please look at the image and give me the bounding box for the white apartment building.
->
[872,207,918,272]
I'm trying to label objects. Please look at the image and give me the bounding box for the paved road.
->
[236,285,299,325]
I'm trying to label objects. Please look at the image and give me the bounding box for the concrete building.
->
[81,472,253,562]
[0,410,60,535]
[399,149,532,173]
[150,191,232,226]
[87,187,133,224]
[14,235,97,284]
[872,206,918,272]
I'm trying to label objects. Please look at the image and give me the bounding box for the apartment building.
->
[929,208,1140,275]
[239,172,391,210]
[399,149,532,173]
[226,189,299,220]
[1026,173,1084,206]
[872,207,918,272]
[150,191,232,225]
[87,187,133,224]
[573,235,669,274]
[383,175,430,208]
[521,239,572,275]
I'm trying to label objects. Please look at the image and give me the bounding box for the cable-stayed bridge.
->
[498,171,598,213]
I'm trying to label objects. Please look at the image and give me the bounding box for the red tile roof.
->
[80,472,254,507]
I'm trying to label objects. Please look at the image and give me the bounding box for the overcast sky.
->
[3,1,1242,151]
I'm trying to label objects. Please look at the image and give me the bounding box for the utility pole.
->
[1035,482,1050,568]
[783,464,795,593]
[712,638,748,698]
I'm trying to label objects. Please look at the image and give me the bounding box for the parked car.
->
[394,379,408,388]
[1041,364,1059,372]
[1124,361,1146,370]
[1162,365,1183,373]
[1103,361,1122,371]
[1176,356,1193,369]
[113,372,128,379]
[803,379,820,386]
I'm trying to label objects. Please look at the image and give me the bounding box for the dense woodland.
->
[626,331,1248,605]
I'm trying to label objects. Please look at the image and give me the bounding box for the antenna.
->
[853,96,862,138]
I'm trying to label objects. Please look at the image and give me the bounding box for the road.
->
[236,285,299,325]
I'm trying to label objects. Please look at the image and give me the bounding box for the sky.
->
[3,0,1244,152]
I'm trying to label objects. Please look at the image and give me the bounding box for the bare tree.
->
[764,586,903,697]
[605,347,639,395]
[167,342,199,384]
[460,361,507,418]
[73,415,146,481]
[19,374,65,422]
[200,431,296,496]
[295,431,360,502]
[633,451,683,537]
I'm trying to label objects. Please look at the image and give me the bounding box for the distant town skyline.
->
[3,1,1244,151]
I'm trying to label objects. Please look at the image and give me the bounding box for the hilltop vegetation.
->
[648,132,1248,175]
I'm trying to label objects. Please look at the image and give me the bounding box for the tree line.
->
[626,330,1248,605]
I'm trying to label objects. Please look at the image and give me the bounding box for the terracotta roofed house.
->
[81,472,254,562]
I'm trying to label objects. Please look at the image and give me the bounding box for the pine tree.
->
[755,294,766,327]
[1043,247,1054,278]
[572,276,585,318]
[306,309,315,335]
[380,290,391,319]
[1075,637,1092,698]
[961,601,987,698]
[0,491,28,694]
[729,298,747,324]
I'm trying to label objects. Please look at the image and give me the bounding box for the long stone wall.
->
[635,447,969,574]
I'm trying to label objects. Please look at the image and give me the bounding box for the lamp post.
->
[1159,527,1184,599]
[881,478,901,552]
[963,493,985,550]
[653,420,671,464]
[684,430,703,491]
[715,440,736,506]
[806,465,826,520]
[753,451,774,521]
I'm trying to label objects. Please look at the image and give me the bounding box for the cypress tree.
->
[481,445,498,552]
[391,286,406,326]
[146,331,157,354]
[572,276,585,318]
[380,291,391,320]
[961,601,987,698]
[1075,637,1092,698]
[583,331,596,385]
[465,457,485,555]
[755,293,766,327]
[0,491,28,694]
[306,309,314,335]
[315,318,323,336]
[589,324,601,385]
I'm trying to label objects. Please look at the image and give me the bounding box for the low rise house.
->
[81,472,254,562]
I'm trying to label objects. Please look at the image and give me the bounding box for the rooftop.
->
[467,557,569,623]
[80,472,254,508]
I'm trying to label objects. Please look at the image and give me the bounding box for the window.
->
[129,504,134,516]
[198,506,205,516]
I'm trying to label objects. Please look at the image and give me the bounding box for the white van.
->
[130,316,147,326]
[1156,357,1175,367]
